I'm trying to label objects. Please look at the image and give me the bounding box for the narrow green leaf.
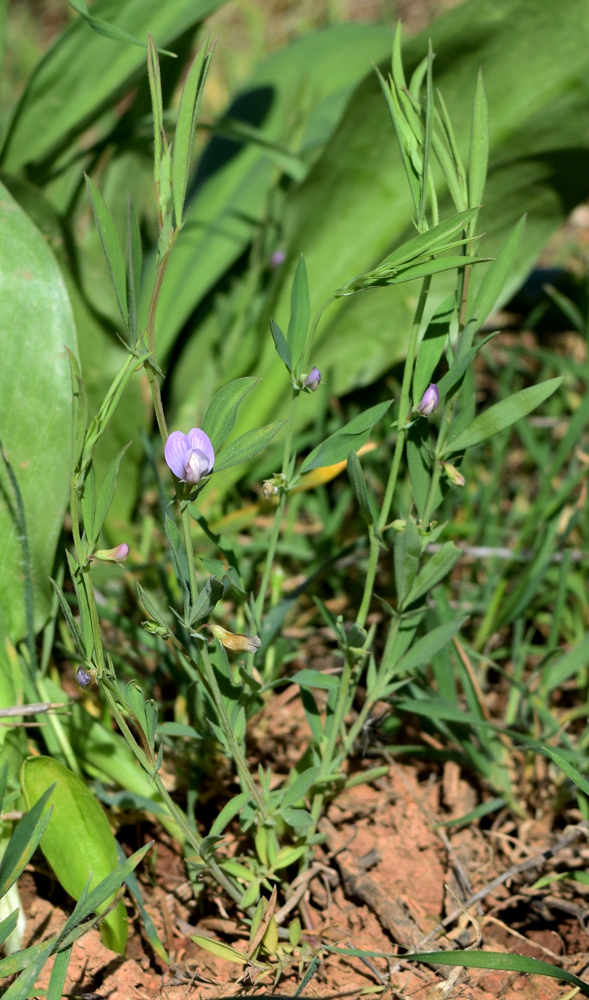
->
[436,332,497,401]
[282,808,314,828]
[389,254,489,286]
[301,400,392,472]
[287,255,310,373]
[62,842,151,938]
[92,443,131,545]
[413,294,454,404]
[394,517,421,610]
[391,21,406,92]
[0,785,54,898]
[47,945,71,1000]
[534,870,589,890]
[191,934,248,965]
[67,0,174,54]
[172,41,213,227]
[541,632,589,694]
[269,319,292,370]
[116,843,168,965]
[405,542,462,606]
[379,208,478,271]
[188,575,224,628]
[85,175,128,331]
[291,670,340,690]
[392,618,467,675]
[281,766,321,809]
[544,283,585,334]
[1,939,55,1000]
[50,578,86,660]
[435,796,506,828]
[468,69,489,213]
[210,790,251,837]
[326,946,589,993]
[213,420,286,472]
[146,34,164,173]
[444,377,564,455]
[542,746,589,798]
[202,377,261,451]
[0,910,20,949]
[347,450,373,526]
[126,201,142,343]
[466,216,525,333]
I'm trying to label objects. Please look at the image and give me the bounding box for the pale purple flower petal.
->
[187,428,215,472]
[303,367,321,391]
[164,431,191,479]
[417,383,439,416]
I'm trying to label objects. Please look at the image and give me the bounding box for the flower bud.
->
[142,620,171,639]
[417,383,439,416]
[263,480,279,498]
[441,461,466,487]
[303,367,321,392]
[76,666,92,688]
[94,543,129,563]
[269,249,286,268]
[209,624,262,654]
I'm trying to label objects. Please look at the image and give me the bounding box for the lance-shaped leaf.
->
[444,377,564,455]
[301,400,392,472]
[85,175,128,335]
[67,0,175,53]
[214,420,286,472]
[394,517,421,610]
[465,216,525,336]
[405,541,462,607]
[188,575,224,628]
[413,293,455,404]
[347,449,373,526]
[390,618,467,675]
[202,377,261,451]
[0,785,54,898]
[172,41,214,227]
[287,255,310,373]
[270,319,292,370]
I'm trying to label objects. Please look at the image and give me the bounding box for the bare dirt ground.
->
[18,688,589,999]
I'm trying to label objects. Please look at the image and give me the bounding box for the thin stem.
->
[146,249,174,443]
[181,504,198,606]
[254,493,285,627]
[302,296,334,373]
[70,484,105,675]
[344,616,401,753]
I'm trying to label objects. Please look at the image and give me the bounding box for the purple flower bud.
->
[303,367,321,392]
[76,666,92,688]
[94,543,129,563]
[164,428,215,485]
[269,249,286,268]
[417,383,439,416]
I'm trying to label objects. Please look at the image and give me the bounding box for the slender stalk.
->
[357,528,379,627]
[181,504,198,605]
[344,615,401,753]
[70,484,105,675]
[145,249,174,444]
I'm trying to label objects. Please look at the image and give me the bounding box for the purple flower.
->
[269,249,286,268]
[303,367,321,392]
[164,428,215,484]
[76,666,92,688]
[417,383,439,416]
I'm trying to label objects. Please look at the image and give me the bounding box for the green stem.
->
[146,248,174,444]
[181,504,198,606]
[70,484,105,676]
[344,616,401,754]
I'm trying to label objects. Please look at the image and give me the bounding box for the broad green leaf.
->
[301,400,392,473]
[391,618,467,675]
[213,421,285,472]
[347,450,373,526]
[327,946,589,993]
[281,766,321,809]
[413,294,454,404]
[0,786,54,898]
[405,541,462,606]
[21,756,128,954]
[172,41,213,226]
[466,216,525,333]
[468,69,489,212]
[406,421,434,520]
[281,808,314,828]
[272,844,307,869]
[541,632,589,694]
[201,377,261,451]
[0,0,228,174]
[444,377,564,454]
[291,670,340,690]
[287,255,310,373]
[0,181,76,642]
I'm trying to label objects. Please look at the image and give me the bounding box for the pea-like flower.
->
[164,428,215,484]
[94,543,129,563]
[417,383,439,416]
[209,624,262,654]
[303,367,321,392]
[76,666,92,688]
